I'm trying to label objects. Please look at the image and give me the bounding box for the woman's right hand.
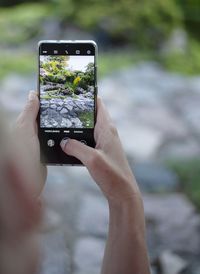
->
[60,98,150,274]
[60,97,140,206]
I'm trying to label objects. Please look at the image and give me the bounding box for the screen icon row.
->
[42,50,91,55]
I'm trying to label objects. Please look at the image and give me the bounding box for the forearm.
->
[101,195,150,274]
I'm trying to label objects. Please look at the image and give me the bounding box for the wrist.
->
[107,177,142,209]
[108,191,146,232]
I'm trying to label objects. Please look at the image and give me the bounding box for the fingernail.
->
[28,90,36,101]
[60,138,69,150]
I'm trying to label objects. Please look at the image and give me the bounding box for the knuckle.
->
[109,123,118,137]
[15,114,25,129]
[68,139,76,150]
[87,150,102,169]
[24,101,35,113]
[16,101,35,127]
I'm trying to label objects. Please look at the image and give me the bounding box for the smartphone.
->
[38,40,97,165]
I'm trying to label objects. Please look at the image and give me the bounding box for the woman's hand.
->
[60,97,139,205]
[14,91,47,197]
[60,97,150,274]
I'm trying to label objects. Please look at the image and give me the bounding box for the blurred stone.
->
[74,237,105,274]
[2,62,200,162]
[76,194,108,237]
[133,162,179,193]
[144,194,200,254]
[146,218,160,261]
[0,74,34,114]
[158,139,200,160]
[133,105,188,138]
[39,208,62,233]
[192,266,200,274]
[46,167,70,186]
[159,250,187,274]
[118,122,163,161]
[39,229,71,274]
[188,77,200,95]
[182,100,200,135]
[99,63,163,106]
[99,62,200,161]
[150,266,158,274]
[168,91,200,136]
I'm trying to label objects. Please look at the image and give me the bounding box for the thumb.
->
[20,91,39,125]
[60,138,96,166]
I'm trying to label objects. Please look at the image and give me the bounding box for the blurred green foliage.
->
[177,0,200,38]
[162,39,200,75]
[0,52,36,78]
[0,0,200,77]
[0,51,152,80]
[0,0,41,6]
[51,0,182,49]
[79,111,94,127]
[168,158,200,210]
[0,3,49,45]
[0,0,183,49]
[98,50,154,77]
[1,0,200,49]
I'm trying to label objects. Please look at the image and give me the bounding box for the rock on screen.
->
[40,55,95,129]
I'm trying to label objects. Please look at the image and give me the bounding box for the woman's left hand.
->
[13,90,47,197]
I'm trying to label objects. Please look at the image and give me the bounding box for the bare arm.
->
[102,197,150,274]
[0,91,44,274]
[61,98,150,274]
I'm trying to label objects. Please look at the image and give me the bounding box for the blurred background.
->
[1,0,200,274]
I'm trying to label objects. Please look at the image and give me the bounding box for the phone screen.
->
[38,41,97,165]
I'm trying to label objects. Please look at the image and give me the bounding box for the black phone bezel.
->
[37,40,98,166]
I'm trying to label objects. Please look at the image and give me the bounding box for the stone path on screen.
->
[1,62,200,274]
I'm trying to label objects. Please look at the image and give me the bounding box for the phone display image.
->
[38,41,97,165]
[40,55,95,129]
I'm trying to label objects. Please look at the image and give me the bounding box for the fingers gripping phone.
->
[38,40,97,165]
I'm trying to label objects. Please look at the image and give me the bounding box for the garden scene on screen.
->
[40,55,95,128]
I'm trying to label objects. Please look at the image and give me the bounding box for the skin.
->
[61,96,150,274]
[0,91,44,274]
[0,91,150,274]
[14,91,47,197]
[0,137,41,274]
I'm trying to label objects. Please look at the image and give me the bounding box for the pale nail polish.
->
[60,138,69,150]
